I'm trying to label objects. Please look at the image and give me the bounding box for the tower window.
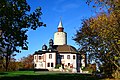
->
[49,54,52,59]
[73,55,75,59]
[67,55,70,59]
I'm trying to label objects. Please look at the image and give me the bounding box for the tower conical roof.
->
[58,20,63,28]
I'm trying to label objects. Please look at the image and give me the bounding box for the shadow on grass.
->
[0,72,8,75]
[0,73,99,80]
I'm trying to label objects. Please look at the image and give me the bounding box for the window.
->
[73,55,75,59]
[51,63,53,67]
[49,54,52,59]
[35,56,36,59]
[62,64,64,69]
[47,63,50,67]
[39,56,41,60]
[40,62,43,67]
[68,63,70,66]
[61,55,64,59]
[67,55,70,59]
[34,64,37,67]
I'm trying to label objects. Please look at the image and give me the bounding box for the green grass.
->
[0,71,99,80]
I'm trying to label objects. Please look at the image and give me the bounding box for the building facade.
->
[34,20,86,72]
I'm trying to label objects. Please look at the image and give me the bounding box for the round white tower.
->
[54,20,67,45]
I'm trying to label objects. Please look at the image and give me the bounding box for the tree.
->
[86,0,120,11]
[86,0,120,71]
[74,15,120,77]
[19,54,34,69]
[74,12,120,78]
[0,0,45,71]
[73,0,120,78]
[89,12,120,78]
[0,52,19,71]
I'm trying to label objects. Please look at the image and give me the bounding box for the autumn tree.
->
[89,12,120,78]
[74,0,120,78]
[0,52,18,71]
[86,0,120,78]
[0,0,45,71]
[8,58,19,71]
[19,54,34,69]
[86,0,120,11]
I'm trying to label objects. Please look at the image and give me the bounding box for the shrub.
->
[55,64,61,69]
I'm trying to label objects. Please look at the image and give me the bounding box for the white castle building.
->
[33,20,86,72]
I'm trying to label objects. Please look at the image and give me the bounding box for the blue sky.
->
[15,0,96,60]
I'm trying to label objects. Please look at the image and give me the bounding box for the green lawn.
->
[0,71,99,80]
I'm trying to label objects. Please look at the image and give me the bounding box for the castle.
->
[33,20,86,72]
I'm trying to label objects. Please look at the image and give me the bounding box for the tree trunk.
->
[5,52,11,71]
[5,55,8,71]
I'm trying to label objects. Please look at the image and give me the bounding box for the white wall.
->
[54,32,67,45]
[34,53,81,71]
[60,53,77,68]
[34,54,45,69]
[45,52,56,69]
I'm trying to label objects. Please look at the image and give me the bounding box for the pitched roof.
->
[58,20,63,28]
[34,45,78,55]
[56,45,78,53]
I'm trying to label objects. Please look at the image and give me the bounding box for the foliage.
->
[82,64,96,73]
[0,0,45,71]
[74,0,120,78]
[55,64,61,69]
[8,59,19,71]
[86,0,120,12]
[0,57,19,71]
[74,14,120,78]
[19,54,34,69]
